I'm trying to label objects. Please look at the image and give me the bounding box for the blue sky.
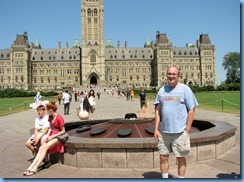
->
[0,0,241,85]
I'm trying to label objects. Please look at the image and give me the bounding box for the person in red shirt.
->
[23,101,66,176]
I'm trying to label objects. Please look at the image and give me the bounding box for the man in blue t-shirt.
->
[154,66,198,178]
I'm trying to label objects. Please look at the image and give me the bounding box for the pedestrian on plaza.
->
[62,90,71,115]
[34,92,42,106]
[25,105,50,159]
[79,91,85,103]
[56,92,62,105]
[23,101,66,176]
[130,89,134,101]
[139,89,147,113]
[126,89,130,101]
[97,91,101,100]
[88,89,96,120]
[77,91,80,102]
[74,91,78,102]
[154,66,198,178]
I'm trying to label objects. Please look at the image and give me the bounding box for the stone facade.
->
[0,0,216,90]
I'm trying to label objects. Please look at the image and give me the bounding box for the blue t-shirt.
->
[154,83,198,133]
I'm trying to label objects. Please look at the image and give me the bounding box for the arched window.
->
[94,9,98,16]
[90,50,96,64]
[88,9,92,16]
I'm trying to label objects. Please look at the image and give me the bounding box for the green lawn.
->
[0,96,57,117]
[194,91,240,114]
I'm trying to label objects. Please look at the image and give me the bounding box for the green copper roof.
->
[73,39,80,48]
[106,39,113,47]
[35,38,40,46]
[145,37,150,46]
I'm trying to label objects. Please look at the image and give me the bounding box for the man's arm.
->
[185,108,195,134]
[154,104,161,139]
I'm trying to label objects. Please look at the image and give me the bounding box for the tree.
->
[222,52,240,83]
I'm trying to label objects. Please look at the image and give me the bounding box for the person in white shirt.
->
[25,105,50,158]
[62,90,71,115]
[34,92,42,106]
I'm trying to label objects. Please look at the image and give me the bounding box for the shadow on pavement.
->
[216,172,240,178]
[142,171,175,178]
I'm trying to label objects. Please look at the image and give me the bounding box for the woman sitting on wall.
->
[23,101,65,176]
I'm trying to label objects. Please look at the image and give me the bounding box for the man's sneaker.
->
[42,161,51,169]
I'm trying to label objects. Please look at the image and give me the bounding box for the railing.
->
[0,101,30,117]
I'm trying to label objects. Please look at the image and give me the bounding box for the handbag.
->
[77,108,89,120]
[57,133,69,142]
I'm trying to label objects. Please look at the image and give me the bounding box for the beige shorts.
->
[157,131,190,157]
[28,133,48,143]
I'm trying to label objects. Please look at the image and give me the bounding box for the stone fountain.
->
[58,114,237,169]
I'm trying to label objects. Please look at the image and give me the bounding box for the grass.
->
[0,96,57,117]
[0,91,240,117]
[194,91,240,114]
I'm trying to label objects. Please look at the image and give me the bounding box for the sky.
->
[0,0,240,86]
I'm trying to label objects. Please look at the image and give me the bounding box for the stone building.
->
[0,0,216,90]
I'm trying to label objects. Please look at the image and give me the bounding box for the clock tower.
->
[81,0,105,86]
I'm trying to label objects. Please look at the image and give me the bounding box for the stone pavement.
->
[0,88,241,179]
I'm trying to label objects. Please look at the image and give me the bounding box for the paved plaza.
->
[0,87,241,179]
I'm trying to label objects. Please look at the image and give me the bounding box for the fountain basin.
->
[59,118,237,169]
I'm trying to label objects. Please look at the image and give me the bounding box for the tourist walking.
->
[57,92,62,105]
[139,89,147,113]
[74,91,78,102]
[62,90,71,115]
[34,92,42,106]
[79,91,85,103]
[130,89,134,101]
[97,91,101,100]
[77,91,80,102]
[154,66,198,178]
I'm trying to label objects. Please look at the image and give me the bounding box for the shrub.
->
[0,88,59,98]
